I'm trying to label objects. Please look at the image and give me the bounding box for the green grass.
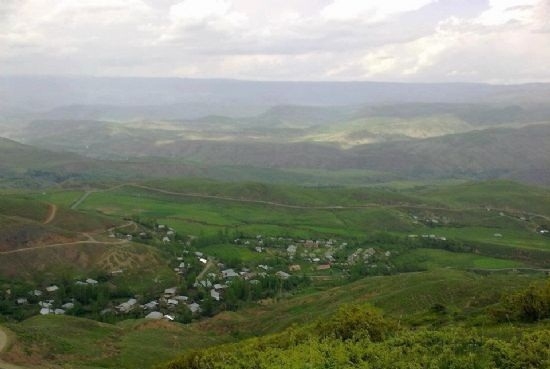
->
[30,190,86,207]
[199,244,266,263]
[7,316,233,369]
[394,248,524,270]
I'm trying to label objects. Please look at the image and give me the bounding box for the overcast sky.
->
[1,0,549,82]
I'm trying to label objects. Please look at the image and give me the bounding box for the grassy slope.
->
[66,180,550,256]
[3,268,546,369]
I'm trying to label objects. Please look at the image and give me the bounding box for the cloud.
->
[1,0,549,82]
[320,0,436,22]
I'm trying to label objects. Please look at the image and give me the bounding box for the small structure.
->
[276,271,291,280]
[143,301,158,310]
[164,287,177,297]
[210,289,221,301]
[46,285,59,293]
[117,298,137,313]
[145,311,163,320]
[222,269,239,278]
[62,302,75,310]
[188,302,201,314]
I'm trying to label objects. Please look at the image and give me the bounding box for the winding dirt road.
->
[0,327,27,369]
[43,204,57,225]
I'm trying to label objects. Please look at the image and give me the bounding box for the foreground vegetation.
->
[161,301,550,369]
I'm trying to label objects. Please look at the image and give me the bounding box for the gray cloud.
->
[0,0,548,82]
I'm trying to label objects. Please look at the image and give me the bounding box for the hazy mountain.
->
[351,123,550,184]
[3,76,550,121]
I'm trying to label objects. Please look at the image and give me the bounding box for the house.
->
[62,302,75,310]
[145,311,163,320]
[162,236,170,244]
[175,295,189,302]
[164,287,177,297]
[276,271,291,280]
[86,278,98,285]
[167,299,179,306]
[188,302,201,314]
[199,258,207,264]
[39,301,53,308]
[40,308,52,315]
[143,301,158,310]
[286,245,297,254]
[16,298,28,305]
[213,284,227,290]
[46,285,59,293]
[117,298,137,313]
[30,290,43,297]
[317,264,331,271]
[54,308,65,315]
[164,314,175,321]
[197,280,212,288]
[222,269,239,278]
[210,289,221,301]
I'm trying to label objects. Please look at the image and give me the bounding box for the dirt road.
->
[43,204,57,224]
[0,327,27,369]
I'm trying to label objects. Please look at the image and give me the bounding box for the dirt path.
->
[197,259,214,281]
[0,327,27,369]
[70,191,92,210]
[119,184,550,219]
[43,204,57,225]
[0,239,129,255]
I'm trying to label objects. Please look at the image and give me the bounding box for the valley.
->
[0,179,549,368]
[0,77,549,369]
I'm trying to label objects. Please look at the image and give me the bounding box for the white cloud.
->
[1,0,549,82]
[169,0,232,24]
[476,0,538,25]
[320,0,436,21]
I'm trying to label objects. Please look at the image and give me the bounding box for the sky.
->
[0,0,549,83]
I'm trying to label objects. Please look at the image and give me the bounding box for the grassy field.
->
[393,248,524,270]
[199,244,267,263]
[1,179,549,368]
[56,180,550,257]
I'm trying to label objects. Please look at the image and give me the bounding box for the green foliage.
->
[160,303,550,369]
[495,281,550,322]
[315,304,392,342]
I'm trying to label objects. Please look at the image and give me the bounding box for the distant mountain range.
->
[1,77,549,186]
[2,76,550,120]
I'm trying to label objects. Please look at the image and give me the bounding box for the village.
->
[3,221,402,323]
